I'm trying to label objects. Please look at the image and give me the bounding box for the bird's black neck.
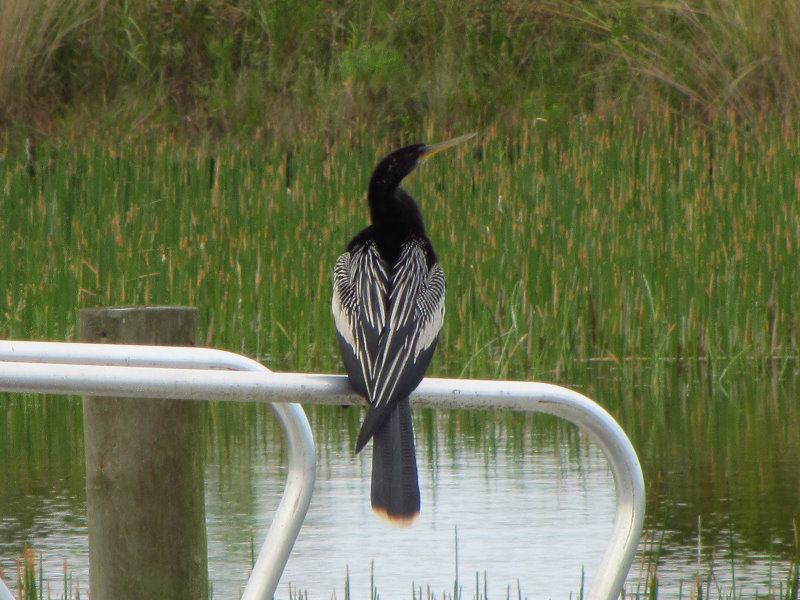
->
[367,143,427,230]
[365,188,425,264]
[369,187,425,233]
[363,143,431,263]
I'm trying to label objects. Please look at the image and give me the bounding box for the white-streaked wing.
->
[332,253,357,349]
[368,240,445,409]
[354,242,389,333]
[332,241,389,390]
[414,263,445,362]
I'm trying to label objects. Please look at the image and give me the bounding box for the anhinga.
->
[332,133,476,526]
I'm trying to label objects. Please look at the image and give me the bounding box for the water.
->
[1,363,799,598]
[205,430,615,599]
[0,419,615,599]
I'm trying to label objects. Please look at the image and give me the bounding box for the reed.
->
[3,113,796,378]
[7,541,797,600]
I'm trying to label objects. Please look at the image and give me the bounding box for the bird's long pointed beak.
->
[420,132,477,162]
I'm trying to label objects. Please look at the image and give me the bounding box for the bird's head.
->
[367,133,477,225]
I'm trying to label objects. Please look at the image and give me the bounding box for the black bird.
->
[332,133,476,526]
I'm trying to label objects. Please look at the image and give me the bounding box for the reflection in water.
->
[1,364,798,598]
[0,418,618,599]
[205,430,615,599]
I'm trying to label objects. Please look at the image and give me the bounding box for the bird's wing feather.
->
[369,240,445,410]
[332,241,388,396]
[336,237,445,452]
[354,239,444,452]
[414,263,445,362]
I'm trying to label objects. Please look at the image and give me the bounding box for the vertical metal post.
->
[79,308,209,600]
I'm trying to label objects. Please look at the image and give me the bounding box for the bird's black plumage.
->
[332,133,474,525]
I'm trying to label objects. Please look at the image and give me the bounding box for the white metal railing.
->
[0,340,645,600]
[0,340,314,600]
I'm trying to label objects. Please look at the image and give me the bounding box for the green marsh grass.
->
[8,539,799,600]
[3,546,83,600]
[2,114,798,376]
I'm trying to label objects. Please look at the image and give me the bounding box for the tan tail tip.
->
[372,506,420,528]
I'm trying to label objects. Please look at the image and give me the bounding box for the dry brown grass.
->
[0,0,93,128]
[556,0,800,121]
[3,0,800,140]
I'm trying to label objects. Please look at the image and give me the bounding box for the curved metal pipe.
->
[0,341,644,600]
[0,576,14,600]
[0,341,315,600]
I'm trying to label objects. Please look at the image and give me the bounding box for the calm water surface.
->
[1,363,798,598]
[205,432,615,599]
[0,423,617,599]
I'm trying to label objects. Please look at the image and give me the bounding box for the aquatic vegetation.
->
[1,114,797,378]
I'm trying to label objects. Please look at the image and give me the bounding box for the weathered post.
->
[79,306,208,600]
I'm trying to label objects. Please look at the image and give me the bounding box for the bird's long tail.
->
[370,397,420,526]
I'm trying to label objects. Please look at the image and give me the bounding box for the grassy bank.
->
[1,114,797,376]
[2,0,800,143]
